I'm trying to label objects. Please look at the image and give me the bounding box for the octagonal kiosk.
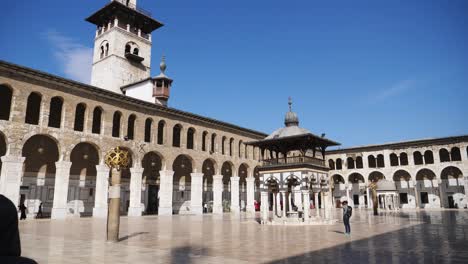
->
[246,99,340,225]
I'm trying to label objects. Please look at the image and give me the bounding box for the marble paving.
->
[18,209,468,263]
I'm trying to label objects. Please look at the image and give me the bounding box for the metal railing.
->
[113,0,152,17]
[262,156,325,167]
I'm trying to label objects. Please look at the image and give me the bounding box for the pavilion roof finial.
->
[160,55,166,74]
[284,97,299,127]
[288,96,292,112]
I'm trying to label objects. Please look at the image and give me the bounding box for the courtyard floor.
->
[18,209,468,264]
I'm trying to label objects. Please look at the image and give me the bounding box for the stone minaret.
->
[86,0,163,94]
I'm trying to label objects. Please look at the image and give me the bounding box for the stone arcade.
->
[0,0,467,221]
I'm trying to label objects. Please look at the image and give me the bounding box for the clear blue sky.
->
[1,0,467,148]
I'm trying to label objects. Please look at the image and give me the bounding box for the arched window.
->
[424,150,434,164]
[127,114,136,140]
[450,147,461,161]
[202,131,208,151]
[328,159,335,170]
[100,46,104,59]
[221,136,226,155]
[48,96,63,128]
[368,155,376,168]
[400,152,408,166]
[125,44,131,54]
[413,151,423,165]
[0,85,13,120]
[238,141,243,158]
[439,148,450,162]
[25,92,41,125]
[172,124,182,147]
[377,154,385,168]
[157,120,165,145]
[390,153,399,166]
[229,138,234,156]
[144,118,152,143]
[112,111,121,137]
[105,43,109,56]
[336,158,342,170]
[92,107,102,134]
[346,157,355,169]
[133,48,139,55]
[211,134,216,153]
[356,156,363,169]
[73,103,86,132]
[187,128,195,150]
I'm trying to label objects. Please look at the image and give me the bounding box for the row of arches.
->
[1,132,259,217]
[331,166,464,185]
[329,147,466,171]
[0,85,259,160]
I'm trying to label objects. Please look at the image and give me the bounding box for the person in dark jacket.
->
[342,200,352,235]
[0,195,37,264]
[18,203,27,220]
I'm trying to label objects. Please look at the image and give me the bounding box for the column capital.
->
[190,172,204,178]
[301,190,310,194]
[231,176,240,181]
[246,177,255,183]
[159,170,174,177]
[96,164,110,173]
[213,174,223,181]
[130,167,144,174]
[55,160,72,169]
[0,155,25,163]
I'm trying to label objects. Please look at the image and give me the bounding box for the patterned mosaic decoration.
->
[105,147,130,171]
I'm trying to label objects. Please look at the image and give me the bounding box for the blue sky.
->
[1,0,467,148]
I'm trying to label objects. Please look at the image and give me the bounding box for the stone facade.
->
[0,60,265,219]
[326,137,468,209]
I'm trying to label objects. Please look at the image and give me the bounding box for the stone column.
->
[294,190,303,210]
[303,190,310,221]
[128,166,144,216]
[315,192,320,217]
[260,191,268,224]
[287,192,293,212]
[0,155,25,207]
[366,187,372,209]
[413,180,420,209]
[158,170,174,215]
[230,176,240,213]
[93,164,110,218]
[190,172,203,215]
[280,191,287,218]
[212,175,223,214]
[51,161,72,219]
[246,177,255,214]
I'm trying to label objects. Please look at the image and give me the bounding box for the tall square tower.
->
[86,0,163,94]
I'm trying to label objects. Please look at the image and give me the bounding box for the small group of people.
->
[17,202,43,220]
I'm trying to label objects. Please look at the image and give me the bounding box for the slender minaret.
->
[86,0,163,93]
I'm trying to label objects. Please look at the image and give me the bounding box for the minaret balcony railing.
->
[113,0,152,17]
[262,156,325,168]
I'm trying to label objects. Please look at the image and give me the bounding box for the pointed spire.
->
[284,97,299,127]
[160,55,167,74]
[288,96,292,112]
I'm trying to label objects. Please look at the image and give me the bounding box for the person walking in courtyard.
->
[342,201,352,235]
[18,202,27,221]
[36,203,43,219]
